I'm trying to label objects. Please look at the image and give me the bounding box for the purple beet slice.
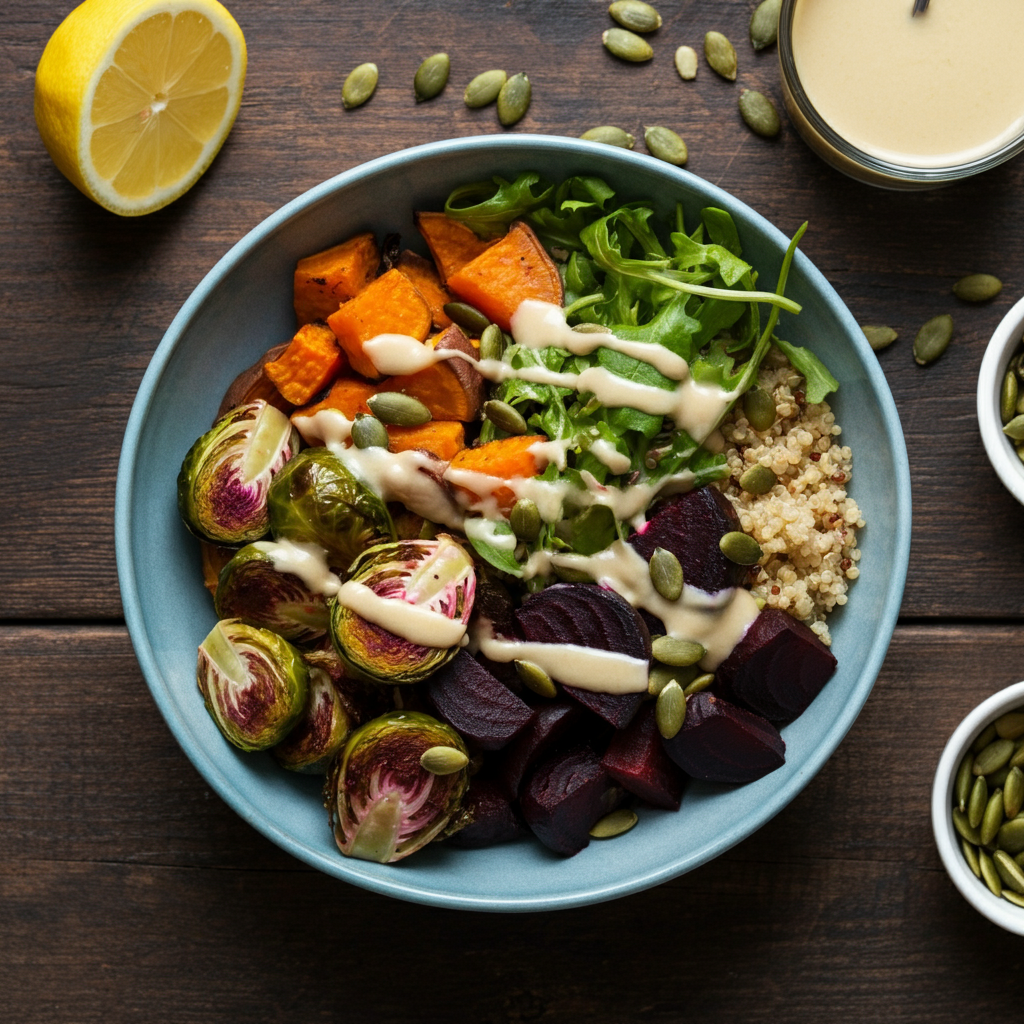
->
[662,691,785,784]
[601,705,687,810]
[496,701,588,798]
[514,583,651,729]
[629,487,746,594]
[446,777,526,849]
[425,650,535,751]
[520,745,624,856]
[715,609,838,721]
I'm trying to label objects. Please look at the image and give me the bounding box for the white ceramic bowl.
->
[116,135,911,911]
[977,295,1024,505]
[932,681,1024,935]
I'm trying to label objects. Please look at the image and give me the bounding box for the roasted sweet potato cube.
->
[293,232,379,325]
[264,322,347,406]
[414,211,496,282]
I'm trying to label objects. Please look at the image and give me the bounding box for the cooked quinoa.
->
[715,348,864,646]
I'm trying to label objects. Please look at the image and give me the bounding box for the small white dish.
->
[977,295,1024,505]
[931,680,1024,935]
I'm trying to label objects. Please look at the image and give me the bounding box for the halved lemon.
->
[34,0,246,216]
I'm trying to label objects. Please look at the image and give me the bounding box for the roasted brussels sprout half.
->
[178,400,301,545]
[327,711,470,863]
[329,536,476,685]
[214,542,330,643]
[271,664,353,773]
[267,447,395,570]
[196,619,308,751]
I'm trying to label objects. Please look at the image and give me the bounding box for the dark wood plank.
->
[3,0,1024,619]
[3,623,1024,1022]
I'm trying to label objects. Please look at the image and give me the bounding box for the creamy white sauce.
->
[255,538,341,596]
[336,579,468,649]
[588,438,632,475]
[476,629,649,695]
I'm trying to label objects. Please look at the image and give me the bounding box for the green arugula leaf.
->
[773,337,839,403]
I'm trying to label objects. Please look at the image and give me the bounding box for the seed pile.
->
[716,349,863,646]
[952,709,1024,907]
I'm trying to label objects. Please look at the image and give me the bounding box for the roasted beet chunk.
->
[497,701,588,799]
[521,745,624,856]
[601,706,687,810]
[715,608,837,721]
[446,777,526,849]
[425,650,535,751]
[629,488,745,593]
[662,691,785,784]
[514,583,651,729]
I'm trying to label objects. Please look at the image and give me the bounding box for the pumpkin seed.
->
[609,0,662,33]
[674,45,698,80]
[953,807,982,845]
[973,723,998,753]
[649,547,684,601]
[739,464,776,495]
[443,301,491,335]
[912,313,953,365]
[419,745,468,775]
[1005,766,1024,819]
[743,386,777,431]
[749,0,782,50]
[980,849,1003,897]
[994,849,1024,894]
[1003,889,1024,908]
[644,125,688,166]
[953,273,1002,303]
[704,30,737,80]
[974,738,1015,776]
[652,635,705,667]
[1001,370,1019,424]
[603,26,654,62]
[683,672,715,697]
[464,69,506,108]
[497,72,531,126]
[581,125,636,149]
[738,89,781,138]
[515,660,557,699]
[961,838,982,879]
[968,774,989,829]
[648,662,698,696]
[342,62,379,110]
[996,710,1024,740]
[478,323,505,362]
[997,816,1024,854]
[720,531,763,565]
[862,325,898,352]
[655,679,687,739]
[510,497,541,542]
[366,392,431,426]
[1011,743,1024,770]
[1002,414,1024,441]
[981,788,1005,846]
[590,808,639,839]
[483,399,528,436]
[351,413,389,449]
[955,752,974,812]
[414,53,450,102]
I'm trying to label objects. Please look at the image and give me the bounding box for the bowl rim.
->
[931,680,1024,935]
[977,294,1024,506]
[115,134,912,910]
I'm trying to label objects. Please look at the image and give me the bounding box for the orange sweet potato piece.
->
[396,250,453,329]
[216,343,292,420]
[201,542,235,596]
[293,377,377,421]
[386,421,466,461]
[415,211,497,283]
[445,220,564,332]
[446,435,544,514]
[326,269,433,379]
[264,322,347,406]
[381,362,481,423]
[294,232,380,325]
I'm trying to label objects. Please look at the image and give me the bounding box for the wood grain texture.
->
[4,625,1024,1023]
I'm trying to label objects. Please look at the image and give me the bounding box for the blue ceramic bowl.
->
[116,135,911,912]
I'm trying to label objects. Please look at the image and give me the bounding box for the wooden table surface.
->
[5,1,1024,1020]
